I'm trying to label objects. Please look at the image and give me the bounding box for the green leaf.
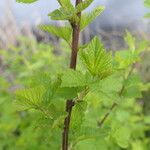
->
[124,31,135,52]
[112,126,131,148]
[124,74,141,87]
[74,138,108,150]
[122,85,142,99]
[45,76,62,100]
[80,36,113,79]
[115,50,139,69]
[48,9,70,20]
[61,69,87,87]
[48,7,78,23]
[29,73,51,87]
[136,40,149,54]
[99,74,123,93]
[80,6,105,30]
[57,0,74,11]
[76,0,94,12]
[52,113,67,128]
[16,0,38,3]
[15,86,46,110]
[132,141,146,150]
[140,82,150,91]
[144,0,150,8]
[116,109,130,122]
[144,116,150,124]
[90,73,123,102]
[70,101,87,130]
[122,74,142,98]
[55,87,81,99]
[39,25,72,43]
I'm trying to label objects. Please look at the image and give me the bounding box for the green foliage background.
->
[0,34,150,150]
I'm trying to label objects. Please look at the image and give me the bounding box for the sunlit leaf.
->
[39,25,72,43]
[80,6,105,30]
[80,36,113,78]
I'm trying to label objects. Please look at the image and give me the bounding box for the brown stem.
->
[62,1,82,150]
[62,100,75,150]
[70,0,82,69]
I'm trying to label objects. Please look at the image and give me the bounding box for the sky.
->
[0,0,149,26]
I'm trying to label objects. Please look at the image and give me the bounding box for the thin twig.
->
[97,63,137,127]
[97,103,117,127]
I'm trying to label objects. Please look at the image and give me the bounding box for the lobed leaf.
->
[90,73,123,102]
[80,36,113,79]
[61,69,87,87]
[39,25,72,44]
[76,0,94,12]
[80,6,105,30]
[57,0,74,11]
[48,7,78,23]
[15,86,46,110]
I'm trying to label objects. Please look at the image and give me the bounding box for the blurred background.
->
[0,0,150,49]
[0,0,150,149]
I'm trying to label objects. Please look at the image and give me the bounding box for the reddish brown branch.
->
[62,1,82,150]
[70,0,82,69]
[62,100,75,150]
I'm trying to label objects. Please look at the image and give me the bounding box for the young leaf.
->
[61,69,87,87]
[39,25,72,43]
[124,31,135,52]
[80,36,113,79]
[80,6,105,30]
[16,0,38,3]
[136,40,149,54]
[48,7,78,23]
[57,0,74,11]
[115,50,139,69]
[76,0,94,12]
[15,86,46,110]
[49,9,68,20]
